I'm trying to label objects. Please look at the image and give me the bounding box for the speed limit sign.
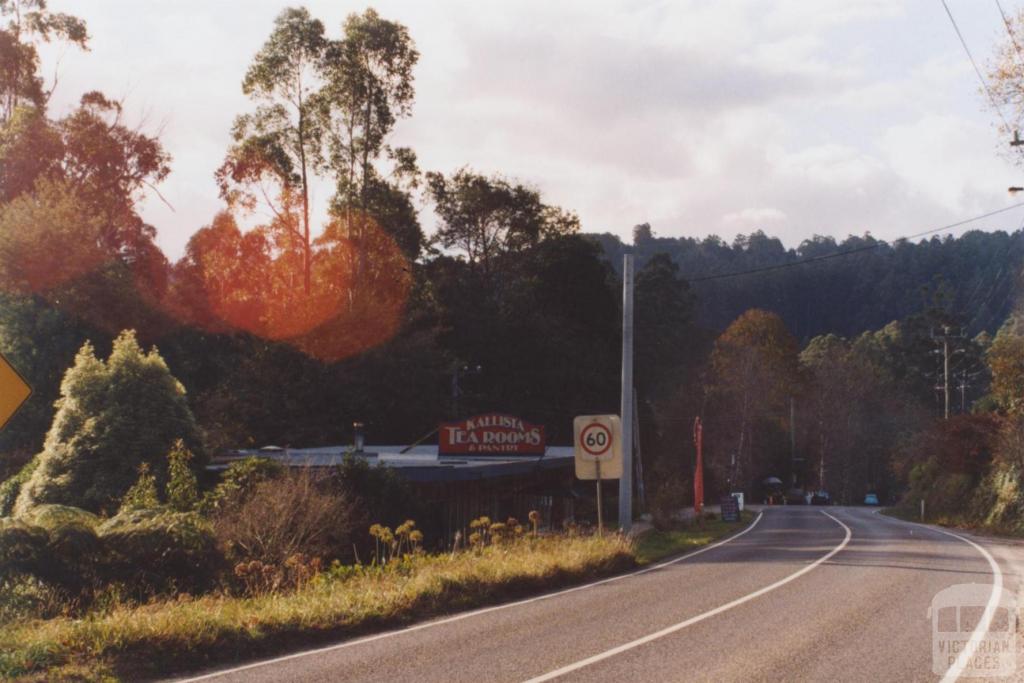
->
[580,422,613,460]
[574,415,623,479]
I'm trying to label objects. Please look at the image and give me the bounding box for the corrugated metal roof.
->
[209,445,575,482]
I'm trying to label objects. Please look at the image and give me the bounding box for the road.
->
[176,507,1022,683]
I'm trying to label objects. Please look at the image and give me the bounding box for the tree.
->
[987,315,1024,416]
[708,309,800,491]
[0,292,97,468]
[56,92,170,263]
[0,178,106,294]
[320,8,421,259]
[0,0,88,123]
[0,89,174,342]
[800,333,926,503]
[14,330,203,515]
[217,7,326,294]
[425,168,579,278]
[986,6,1024,145]
[635,252,696,400]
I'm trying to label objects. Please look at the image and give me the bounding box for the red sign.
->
[439,414,546,455]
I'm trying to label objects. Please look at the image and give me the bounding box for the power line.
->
[689,201,1024,283]
[940,0,1016,133]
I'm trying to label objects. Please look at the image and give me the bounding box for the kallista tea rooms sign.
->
[439,414,546,455]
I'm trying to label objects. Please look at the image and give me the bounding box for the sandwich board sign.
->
[574,415,623,534]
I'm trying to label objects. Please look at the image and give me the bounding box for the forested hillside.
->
[594,226,1024,340]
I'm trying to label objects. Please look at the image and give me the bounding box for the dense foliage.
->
[597,226,1023,341]
[13,331,202,515]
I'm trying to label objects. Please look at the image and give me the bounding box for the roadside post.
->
[574,415,623,535]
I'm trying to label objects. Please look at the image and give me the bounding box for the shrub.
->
[0,576,66,625]
[119,463,160,513]
[20,504,99,531]
[0,516,104,597]
[40,522,104,593]
[14,331,203,515]
[198,456,284,515]
[99,510,221,595]
[651,477,688,530]
[0,520,49,581]
[0,457,38,516]
[213,467,356,570]
[166,440,198,512]
[330,454,428,548]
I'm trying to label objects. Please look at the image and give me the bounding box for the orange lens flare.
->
[178,210,410,362]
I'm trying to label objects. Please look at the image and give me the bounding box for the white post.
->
[619,254,634,532]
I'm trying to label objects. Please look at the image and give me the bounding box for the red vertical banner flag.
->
[693,417,704,516]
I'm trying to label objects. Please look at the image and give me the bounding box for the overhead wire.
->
[940,0,1016,134]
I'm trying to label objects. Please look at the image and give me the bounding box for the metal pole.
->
[595,459,603,535]
[632,389,645,510]
[943,336,950,420]
[790,397,796,487]
[619,254,634,533]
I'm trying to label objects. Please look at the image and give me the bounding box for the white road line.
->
[175,512,764,682]
[523,510,852,683]
[865,509,1004,683]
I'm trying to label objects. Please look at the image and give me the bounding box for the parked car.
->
[864,492,880,505]
[810,491,831,505]
[785,488,807,505]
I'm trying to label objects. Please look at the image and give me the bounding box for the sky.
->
[36,0,1024,260]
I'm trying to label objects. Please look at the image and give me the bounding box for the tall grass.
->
[0,533,632,680]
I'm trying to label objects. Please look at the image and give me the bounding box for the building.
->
[210,414,579,544]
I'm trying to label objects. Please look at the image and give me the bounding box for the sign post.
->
[0,352,30,431]
[574,415,623,535]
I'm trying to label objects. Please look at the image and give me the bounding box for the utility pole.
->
[943,334,950,420]
[958,369,967,414]
[932,326,965,420]
[790,397,796,487]
[619,255,634,533]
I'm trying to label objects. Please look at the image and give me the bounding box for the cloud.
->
[723,207,788,226]
[35,0,1024,259]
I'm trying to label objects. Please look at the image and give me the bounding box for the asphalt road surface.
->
[176,507,1022,683]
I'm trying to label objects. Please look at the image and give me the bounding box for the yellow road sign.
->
[0,352,30,430]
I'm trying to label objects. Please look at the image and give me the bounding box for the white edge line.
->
[522,510,852,683]
[175,511,765,682]
[870,509,1004,683]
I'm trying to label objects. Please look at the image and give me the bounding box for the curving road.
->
[175,507,1021,683]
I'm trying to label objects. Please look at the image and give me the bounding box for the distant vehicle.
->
[864,492,880,505]
[785,488,807,505]
[810,491,831,505]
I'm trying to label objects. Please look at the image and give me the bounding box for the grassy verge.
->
[880,507,1024,538]
[1,534,632,681]
[633,510,755,565]
[2,512,759,682]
